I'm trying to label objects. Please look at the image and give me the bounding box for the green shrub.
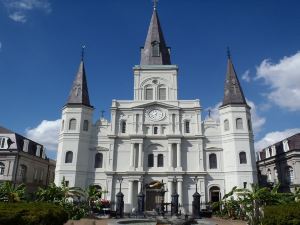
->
[0,202,68,225]
[262,203,300,225]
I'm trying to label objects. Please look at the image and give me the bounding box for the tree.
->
[0,181,25,203]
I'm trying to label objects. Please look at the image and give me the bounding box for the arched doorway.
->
[145,180,163,211]
[209,186,221,202]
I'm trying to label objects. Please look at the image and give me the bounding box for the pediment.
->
[132,101,179,110]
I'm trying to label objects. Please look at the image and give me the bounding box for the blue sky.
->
[0,0,300,159]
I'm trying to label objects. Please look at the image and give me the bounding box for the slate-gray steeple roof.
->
[66,59,92,108]
[140,7,171,65]
[221,53,247,107]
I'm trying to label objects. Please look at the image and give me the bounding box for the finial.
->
[101,110,105,118]
[153,0,158,10]
[208,109,211,118]
[227,46,231,59]
[81,44,86,60]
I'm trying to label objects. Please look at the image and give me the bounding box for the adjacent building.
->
[0,126,55,193]
[257,133,300,192]
[55,6,257,213]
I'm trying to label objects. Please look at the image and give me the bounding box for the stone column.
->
[138,143,143,170]
[129,143,135,170]
[177,143,182,171]
[167,178,173,203]
[168,143,173,170]
[177,177,184,213]
[128,180,134,206]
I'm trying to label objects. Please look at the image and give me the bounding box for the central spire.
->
[140,3,171,65]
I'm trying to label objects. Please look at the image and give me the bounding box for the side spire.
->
[66,46,92,108]
[221,49,247,107]
[140,2,171,65]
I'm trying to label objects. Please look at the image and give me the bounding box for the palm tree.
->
[36,183,64,202]
[0,181,25,202]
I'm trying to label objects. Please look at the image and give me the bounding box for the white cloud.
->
[2,0,51,23]
[206,102,222,122]
[25,119,61,152]
[255,128,300,151]
[242,70,251,82]
[256,52,300,111]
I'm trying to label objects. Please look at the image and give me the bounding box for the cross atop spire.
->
[153,0,158,10]
[81,45,86,61]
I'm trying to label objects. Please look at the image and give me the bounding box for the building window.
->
[209,153,217,169]
[283,140,289,152]
[274,168,278,183]
[121,121,126,133]
[0,137,5,149]
[20,165,27,182]
[83,120,89,131]
[148,154,154,167]
[157,154,164,167]
[185,121,190,133]
[145,88,153,100]
[33,168,38,182]
[61,120,64,131]
[268,148,272,157]
[0,162,5,175]
[152,41,160,57]
[247,119,252,131]
[239,152,247,164]
[40,170,44,182]
[224,119,229,131]
[69,119,77,130]
[159,87,166,100]
[154,126,158,134]
[94,153,103,168]
[267,169,272,182]
[65,180,69,187]
[65,151,73,163]
[236,118,243,129]
[286,166,294,184]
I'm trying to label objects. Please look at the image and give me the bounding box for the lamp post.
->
[159,180,167,216]
[192,176,201,219]
[171,176,179,216]
[137,178,145,217]
[116,177,124,218]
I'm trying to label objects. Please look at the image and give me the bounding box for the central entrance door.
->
[146,189,161,211]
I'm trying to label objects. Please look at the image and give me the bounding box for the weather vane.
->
[81,44,86,60]
[153,0,158,10]
[226,46,231,59]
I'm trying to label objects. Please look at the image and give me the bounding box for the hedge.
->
[0,202,68,225]
[262,203,300,225]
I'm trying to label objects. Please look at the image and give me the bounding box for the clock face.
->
[148,109,164,121]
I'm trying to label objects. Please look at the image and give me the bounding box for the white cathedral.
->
[55,6,257,213]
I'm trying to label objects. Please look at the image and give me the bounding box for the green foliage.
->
[0,181,26,202]
[0,202,68,225]
[261,203,300,225]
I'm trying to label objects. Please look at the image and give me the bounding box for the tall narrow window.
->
[33,168,38,181]
[121,121,126,133]
[65,151,73,163]
[0,162,5,175]
[185,121,190,133]
[236,118,243,129]
[69,119,77,130]
[154,126,158,134]
[267,169,272,182]
[247,119,252,131]
[239,151,247,164]
[274,168,278,183]
[159,87,166,100]
[224,119,229,131]
[148,154,154,167]
[209,153,217,169]
[83,120,89,131]
[286,166,294,184]
[145,88,153,100]
[94,153,103,168]
[157,154,164,167]
[152,41,160,57]
[61,120,64,131]
[20,165,27,182]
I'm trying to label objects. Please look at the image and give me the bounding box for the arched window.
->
[94,153,103,168]
[185,121,190,133]
[158,87,166,100]
[239,152,247,164]
[83,120,89,131]
[61,120,64,131]
[286,166,294,184]
[148,154,154,167]
[224,119,229,131]
[20,165,27,182]
[0,162,5,175]
[145,87,153,100]
[121,121,126,133]
[152,41,160,57]
[209,153,217,169]
[69,119,77,130]
[267,169,272,182]
[236,118,243,129]
[65,151,73,163]
[157,154,164,167]
[154,127,158,134]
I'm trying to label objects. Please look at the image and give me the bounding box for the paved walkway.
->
[65,217,247,225]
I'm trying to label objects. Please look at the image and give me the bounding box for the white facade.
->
[55,8,257,213]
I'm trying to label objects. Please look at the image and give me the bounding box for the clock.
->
[148,109,164,121]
